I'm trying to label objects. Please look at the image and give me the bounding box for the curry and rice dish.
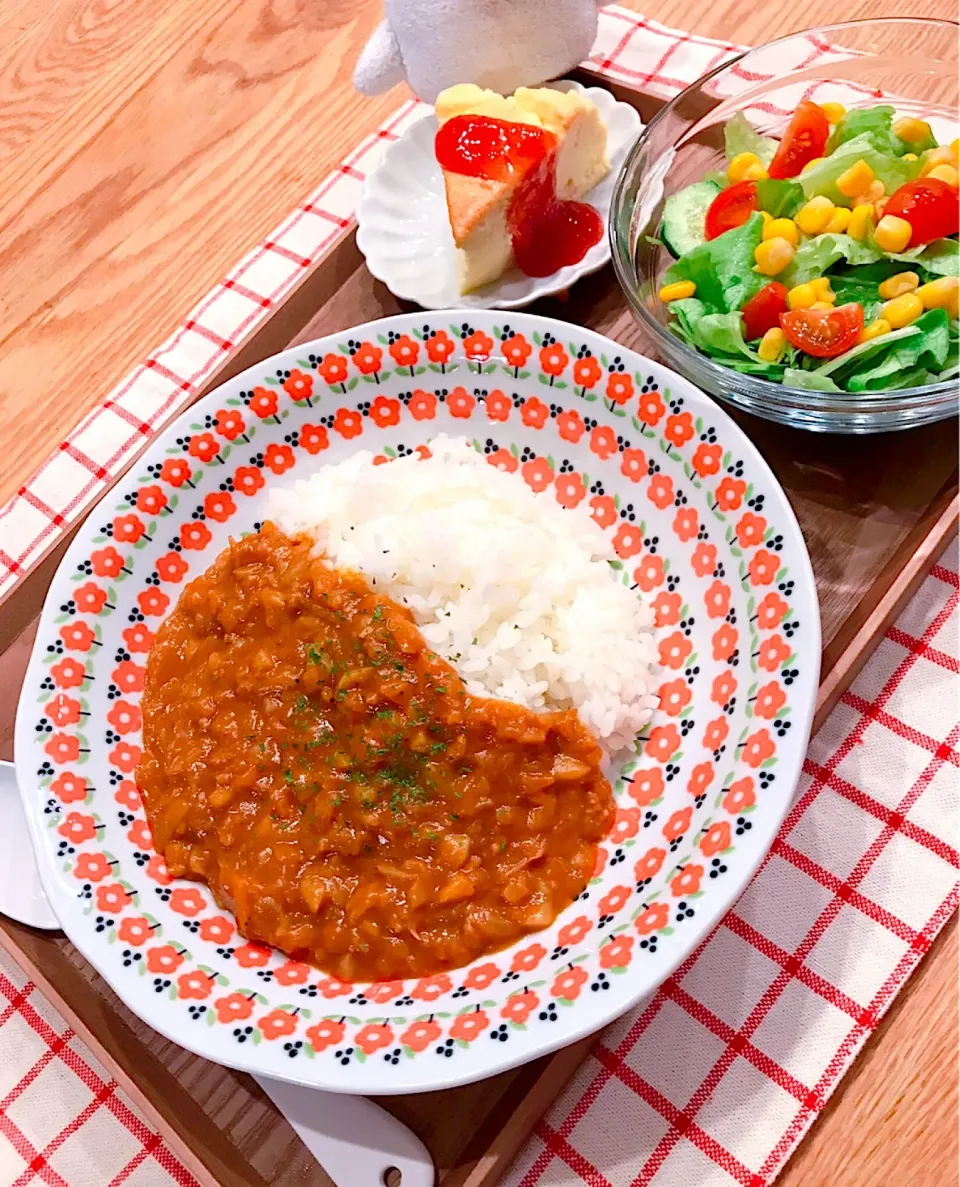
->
[138,437,657,981]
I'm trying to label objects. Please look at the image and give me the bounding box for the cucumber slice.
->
[661,180,721,258]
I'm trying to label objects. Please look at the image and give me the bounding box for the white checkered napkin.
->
[503,541,959,1187]
[0,949,198,1187]
[0,3,869,598]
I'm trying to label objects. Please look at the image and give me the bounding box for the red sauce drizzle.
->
[435,114,604,278]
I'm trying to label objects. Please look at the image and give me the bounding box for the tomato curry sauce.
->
[138,524,614,982]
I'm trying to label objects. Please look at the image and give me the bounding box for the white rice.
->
[268,435,658,754]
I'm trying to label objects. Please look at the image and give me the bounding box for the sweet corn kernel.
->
[810,277,836,302]
[874,214,913,253]
[796,196,836,235]
[881,292,924,329]
[821,102,846,125]
[856,318,892,344]
[877,271,920,300]
[836,159,875,198]
[759,211,774,229]
[757,327,786,362]
[787,282,818,310]
[824,206,852,234]
[810,301,834,311]
[903,152,919,162]
[917,276,959,318]
[892,116,934,145]
[921,145,959,175]
[801,156,826,174]
[848,203,875,242]
[659,281,697,302]
[851,179,885,207]
[753,237,795,276]
[928,163,959,187]
[952,139,960,160]
[762,217,799,247]
[873,196,889,220]
[728,152,768,183]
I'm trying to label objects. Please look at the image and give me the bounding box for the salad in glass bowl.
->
[657,100,959,395]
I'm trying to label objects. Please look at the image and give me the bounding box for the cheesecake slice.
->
[434,84,610,293]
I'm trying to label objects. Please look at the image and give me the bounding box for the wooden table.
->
[0,1,956,1183]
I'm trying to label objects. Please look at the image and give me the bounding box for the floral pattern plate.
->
[15,311,819,1095]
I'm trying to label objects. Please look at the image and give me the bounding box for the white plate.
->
[356,82,642,309]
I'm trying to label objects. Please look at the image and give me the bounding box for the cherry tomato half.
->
[884,178,960,247]
[741,282,789,340]
[768,100,831,180]
[780,303,864,358]
[704,181,758,240]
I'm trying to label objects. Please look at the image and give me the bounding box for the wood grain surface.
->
[0,0,956,1184]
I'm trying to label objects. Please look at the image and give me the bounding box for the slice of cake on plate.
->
[434,84,611,293]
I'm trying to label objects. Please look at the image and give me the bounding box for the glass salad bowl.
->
[610,18,959,433]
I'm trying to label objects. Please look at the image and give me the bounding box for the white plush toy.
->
[354,0,607,103]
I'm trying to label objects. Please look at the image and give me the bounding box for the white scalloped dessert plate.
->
[356,82,643,310]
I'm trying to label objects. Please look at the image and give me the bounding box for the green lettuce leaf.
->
[799,134,921,204]
[692,312,759,360]
[664,211,767,314]
[890,238,959,277]
[724,113,777,166]
[843,309,951,390]
[754,179,805,219]
[782,233,883,287]
[825,105,936,158]
[782,368,843,392]
[807,323,924,378]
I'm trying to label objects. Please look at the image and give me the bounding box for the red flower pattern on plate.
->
[636,390,665,426]
[671,864,703,897]
[612,523,642,559]
[51,772,87,804]
[573,356,601,389]
[483,390,510,421]
[758,634,790,672]
[352,343,383,375]
[501,334,532,368]
[447,387,475,418]
[487,448,517,473]
[389,335,419,368]
[672,506,699,542]
[539,342,568,376]
[425,330,455,364]
[59,622,95,652]
[521,457,553,493]
[754,681,787,719]
[75,583,108,613]
[511,944,546,973]
[156,552,189,583]
[96,883,131,913]
[600,935,634,969]
[650,590,681,627]
[301,424,329,454]
[91,546,126,577]
[178,971,215,1001]
[370,395,402,426]
[462,330,493,361]
[664,412,694,447]
[106,700,141,735]
[646,473,674,510]
[188,433,219,463]
[627,768,664,808]
[692,442,722,477]
[113,516,146,545]
[261,1011,299,1041]
[307,1020,346,1051]
[521,396,549,428]
[463,962,499,990]
[757,591,789,629]
[749,549,780,586]
[551,967,588,1000]
[450,1011,488,1042]
[589,425,617,459]
[401,1019,442,1052]
[636,902,669,935]
[700,820,732,857]
[501,990,538,1023]
[333,408,363,439]
[249,388,278,419]
[620,448,646,483]
[180,522,211,551]
[215,409,246,440]
[723,777,756,814]
[588,494,617,529]
[663,806,692,842]
[283,369,313,403]
[658,677,691,717]
[635,847,666,881]
[557,915,592,946]
[554,473,586,509]
[216,994,255,1024]
[605,372,633,406]
[204,492,236,523]
[556,408,585,442]
[318,354,348,385]
[160,458,192,487]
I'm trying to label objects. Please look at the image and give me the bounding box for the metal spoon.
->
[0,759,435,1187]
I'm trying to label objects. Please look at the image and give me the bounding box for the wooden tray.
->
[0,75,956,1187]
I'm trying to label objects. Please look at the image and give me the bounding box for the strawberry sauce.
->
[435,114,603,278]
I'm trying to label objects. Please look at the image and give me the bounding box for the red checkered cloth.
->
[504,541,959,1187]
[0,956,198,1187]
[0,6,874,596]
